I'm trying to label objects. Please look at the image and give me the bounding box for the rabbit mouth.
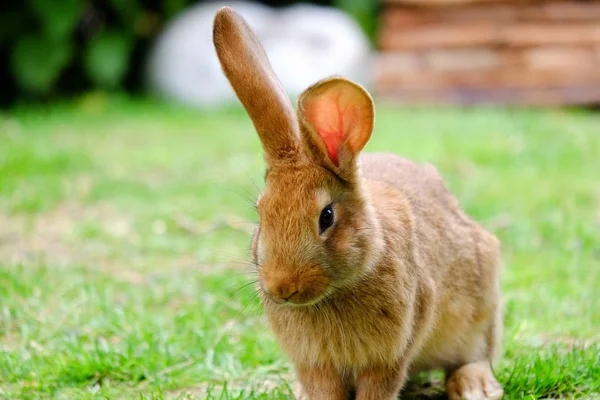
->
[258,275,332,306]
[262,290,329,307]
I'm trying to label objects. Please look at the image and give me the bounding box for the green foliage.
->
[334,0,378,42]
[10,35,73,93]
[85,31,132,88]
[108,0,141,23]
[1,0,197,104]
[29,0,83,40]
[9,0,84,95]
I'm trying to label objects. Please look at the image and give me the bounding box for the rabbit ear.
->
[297,77,374,177]
[213,7,299,164]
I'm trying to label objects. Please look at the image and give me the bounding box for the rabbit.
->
[213,6,504,400]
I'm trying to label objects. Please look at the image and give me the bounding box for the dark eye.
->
[319,204,334,234]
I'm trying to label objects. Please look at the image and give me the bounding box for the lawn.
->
[0,94,599,399]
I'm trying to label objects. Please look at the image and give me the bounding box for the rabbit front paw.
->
[446,360,503,400]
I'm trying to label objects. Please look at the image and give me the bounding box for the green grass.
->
[1,93,599,399]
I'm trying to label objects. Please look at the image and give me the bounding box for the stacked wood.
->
[375,0,600,105]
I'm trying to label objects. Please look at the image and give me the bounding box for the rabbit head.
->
[213,7,383,306]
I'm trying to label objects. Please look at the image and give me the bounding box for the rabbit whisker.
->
[232,280,259,297]
[233,289,262,326]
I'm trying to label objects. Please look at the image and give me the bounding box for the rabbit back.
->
[361,152,502,372]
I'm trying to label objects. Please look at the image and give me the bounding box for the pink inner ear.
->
[303,90,360,166]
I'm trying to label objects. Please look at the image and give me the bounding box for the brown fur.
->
[213,7,503,400]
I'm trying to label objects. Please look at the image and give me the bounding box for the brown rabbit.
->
[213,6,503,400]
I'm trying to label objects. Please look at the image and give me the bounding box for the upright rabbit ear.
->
[213,7,299,164]
[297,77,374,179]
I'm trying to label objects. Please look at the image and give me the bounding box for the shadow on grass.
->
[401,373,447,400]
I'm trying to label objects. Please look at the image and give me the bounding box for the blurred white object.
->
[146,1,373,108]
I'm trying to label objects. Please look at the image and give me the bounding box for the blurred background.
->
[4,0,600,108]
[1,0,377,108]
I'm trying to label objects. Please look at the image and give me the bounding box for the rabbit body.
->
[259,154,502,399]
[213,6,503,399]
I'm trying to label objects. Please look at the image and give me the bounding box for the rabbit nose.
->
[267,280,300,302]
[260,267,329,305]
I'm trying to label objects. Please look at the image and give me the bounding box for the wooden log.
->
[375,52,422,73]
[507,24,600,46]
[375,85,600,106]
[376,46,600,73]
[376,48,503,71]
[384,0,539,7]
[379,23,600,49]
[524,46,600,69]
[375,66,600,91]
[382,1,600,27]
[378,49,493,73]
[380,23,496,49]
[424,48,502,70]
[382,5,517,26]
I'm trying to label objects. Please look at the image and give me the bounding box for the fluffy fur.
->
[214,7,503,400]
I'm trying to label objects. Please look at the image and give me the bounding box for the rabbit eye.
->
[319,204,334,234]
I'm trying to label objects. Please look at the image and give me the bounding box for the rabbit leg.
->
[446,296,503,400]
[446,360,503,400]
[296,364,353,400]
[355,359,408,400]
